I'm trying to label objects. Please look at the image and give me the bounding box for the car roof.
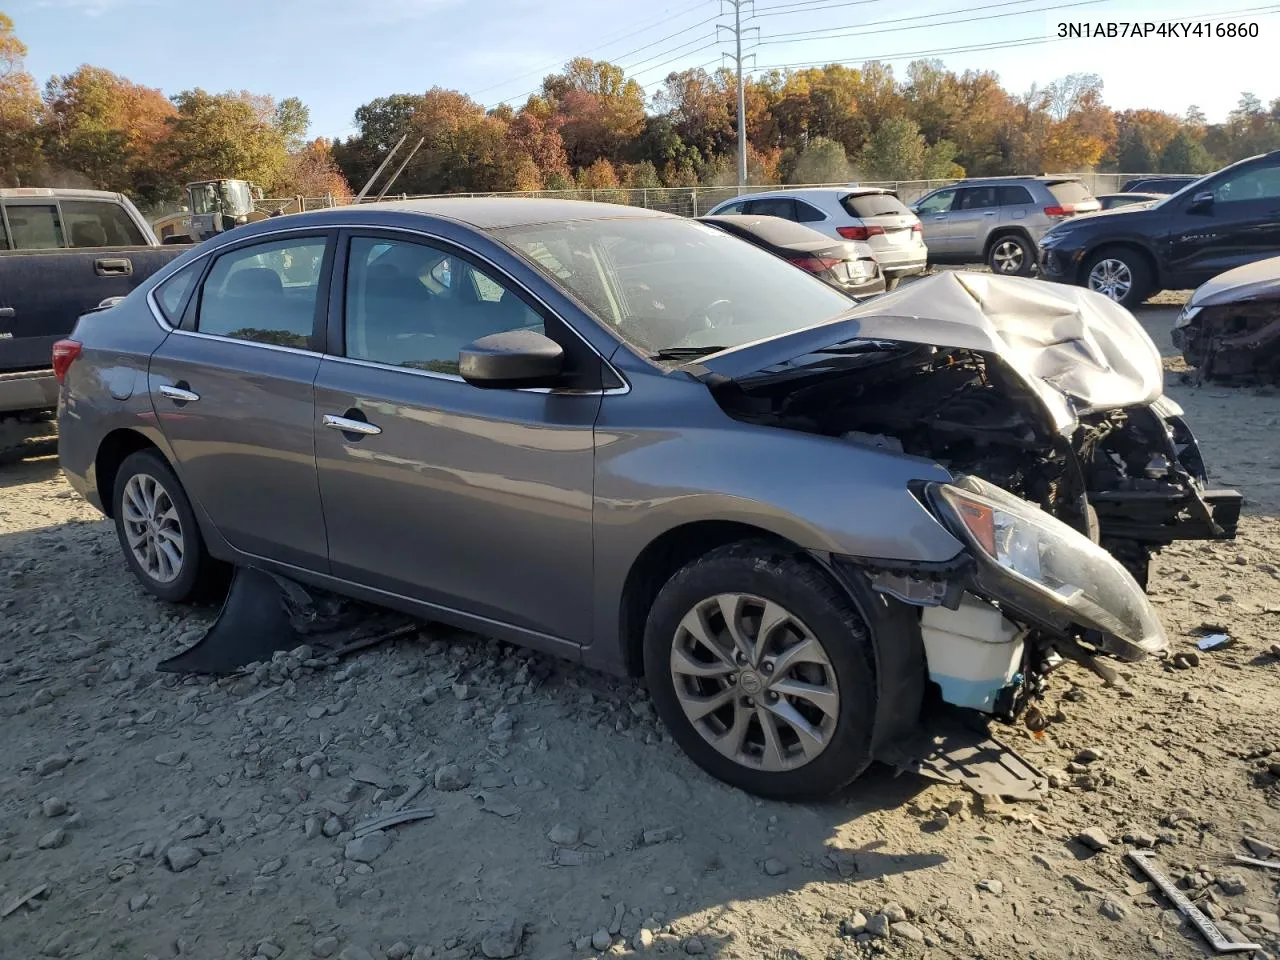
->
[0,187,128,201]
[739,187,892,199]
[699,214,839,246]
[332,196,674,229]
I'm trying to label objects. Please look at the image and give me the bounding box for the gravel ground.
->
[2,305,1280,960]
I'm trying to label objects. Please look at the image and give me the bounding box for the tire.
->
[642,540,877,801]
[113,449,223,603]
[1083,247,1152,309]
[987,234,1034,277]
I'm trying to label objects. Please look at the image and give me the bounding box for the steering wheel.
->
[688,298,735,329]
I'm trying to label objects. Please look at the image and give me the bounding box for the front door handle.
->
[323,414,382,437]
[0,307,14,319]
[94,257,133,277]
[982,211,996,217]
[158,384,200,403]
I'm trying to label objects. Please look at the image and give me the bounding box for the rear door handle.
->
[323,414,382,436]
[94,257,133,277]
[158,384,200,403]
[0,307,14,319]
[982,211,996,217]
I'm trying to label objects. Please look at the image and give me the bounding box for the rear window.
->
[728,217,832,246]
[4,204,64,249]
[63,200,146,247]
[840,193,909,218]
[1047,181,1093,205]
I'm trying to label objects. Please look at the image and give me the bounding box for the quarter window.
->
[344,236,544,376]
[197,237,327,348]
[154,261,202,323]
[795,200,826,223]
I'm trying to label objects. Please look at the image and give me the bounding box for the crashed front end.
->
[1173,255,1280,382]
[694,271,1238,722]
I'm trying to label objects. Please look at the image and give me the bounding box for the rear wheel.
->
[987,234,1034,276]
[643,541,877,800]
[1084,247,1152,309]
[113,450,224,603]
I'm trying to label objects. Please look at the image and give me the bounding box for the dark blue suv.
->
[1040,151,1280,308]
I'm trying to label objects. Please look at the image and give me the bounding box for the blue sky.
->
[7,0,1275,140]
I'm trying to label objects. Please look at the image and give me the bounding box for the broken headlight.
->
[928,475,1168,661]
[1173,305,1201,329]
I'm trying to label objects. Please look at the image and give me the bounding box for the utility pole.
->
[718,1,757,187]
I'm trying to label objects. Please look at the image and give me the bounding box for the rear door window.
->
[713,200,747,215]
[956,187,999,210]
[747,197,798,220]
[196,237,329,348]
[4,204,64,249]
[997,185,1034,206]
[1047,181,1093,205]
[63,200,146,247]
[840,193,910,218]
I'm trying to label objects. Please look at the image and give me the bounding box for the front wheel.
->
[1084,247,1152,309]
[643,541,878,800]
[113,449,225,603]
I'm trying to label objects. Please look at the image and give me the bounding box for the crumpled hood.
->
[696,272,1165,425]
[1188,254,1280,307]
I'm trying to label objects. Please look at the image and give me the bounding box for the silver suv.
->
[912,177,1100,275]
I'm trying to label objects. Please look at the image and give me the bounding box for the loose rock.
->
[892,922,926,943]
[763,857,789,876]
[40,797,67,818]
[344,831,391,864]
[591,929,612,951]
[1076,827,1112,851]
[479,916,525,958]
[434,764,470,792]
[165,846,202,872]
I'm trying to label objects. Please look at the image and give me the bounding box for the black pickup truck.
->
[1,188,184,441]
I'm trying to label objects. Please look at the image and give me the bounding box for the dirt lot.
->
[2,304,1280,960]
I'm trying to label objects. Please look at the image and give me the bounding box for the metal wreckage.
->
[160,272,1242,796]
[1173,254,1280,382]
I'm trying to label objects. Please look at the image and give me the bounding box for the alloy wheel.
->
[991,240,1024,273]
[1087,258,1133,301]
[121,473,185,584]
[668,593,840,772]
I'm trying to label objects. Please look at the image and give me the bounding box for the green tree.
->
[858,117,927,180]
[1159,131,1215,174]
[790,137,851,184]
[165,89,291,191]
[922,139,963,179]
[274,97,310,151]
[1115,128,1155,173]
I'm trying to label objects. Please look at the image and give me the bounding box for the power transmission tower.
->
[717,0,758,187]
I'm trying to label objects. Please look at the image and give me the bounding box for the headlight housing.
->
[928,476,1167,660]
[1173,305,1201,330]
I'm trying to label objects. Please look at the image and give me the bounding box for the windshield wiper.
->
[650,346,728,361]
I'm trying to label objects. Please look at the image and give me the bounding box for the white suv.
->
[705,187,928,284]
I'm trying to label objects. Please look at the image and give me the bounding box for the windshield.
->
[496,217,854,356]
[219,181,255,217]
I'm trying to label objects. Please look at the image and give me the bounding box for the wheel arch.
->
[95,428,162,519]
[982,226,1034,260]
[616,522,926,761]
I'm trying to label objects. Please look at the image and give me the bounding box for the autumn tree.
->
[0,13,42,186]
[41,66,176,200]
[277,138,351,199]
[542,58,645,168]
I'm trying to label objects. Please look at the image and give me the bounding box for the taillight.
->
[792,256,844,274]
[911,222,923,233]
[836,225,885,241]
[1044,204,1076,217]
[52,339,82,384]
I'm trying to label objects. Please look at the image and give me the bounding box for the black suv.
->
[1040,152,1280,307]
[1120,175,1200,194]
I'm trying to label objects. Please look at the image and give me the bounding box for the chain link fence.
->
[156,173,1183,225]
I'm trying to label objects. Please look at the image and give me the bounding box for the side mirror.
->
[459,330,564,388]
[1189,190,1214,212]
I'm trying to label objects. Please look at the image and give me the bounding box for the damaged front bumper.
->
[1173,272,1280,381]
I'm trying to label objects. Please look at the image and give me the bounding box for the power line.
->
[759,0,1115,45]
[751,0,889,19]
[475,0,715,101]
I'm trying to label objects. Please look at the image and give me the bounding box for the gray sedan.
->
[56,199,1168,799]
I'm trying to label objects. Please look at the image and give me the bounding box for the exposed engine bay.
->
[1173,255,1280,382]
[690,271,1241,727]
